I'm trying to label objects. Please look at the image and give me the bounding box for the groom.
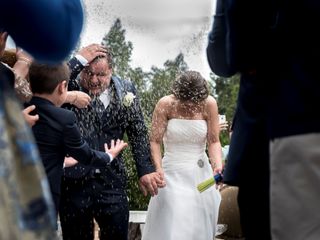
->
[59,44,164,240]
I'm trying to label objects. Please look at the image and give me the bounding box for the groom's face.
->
[80,58,112,96]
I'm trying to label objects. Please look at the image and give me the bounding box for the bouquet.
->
[197,174,223,193]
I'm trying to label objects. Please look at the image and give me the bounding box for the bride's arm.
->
[206,96,223,175]
[150,96,170,171]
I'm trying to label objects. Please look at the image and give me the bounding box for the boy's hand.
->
[64,156,79,168]
[77,44,107,64]
[104,139,128,159]
[67,91,91,108]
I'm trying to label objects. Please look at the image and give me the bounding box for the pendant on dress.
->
[197,159,204,168]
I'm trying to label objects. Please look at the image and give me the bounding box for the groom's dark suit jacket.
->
[63,57,155,195]
[27,96,111,210]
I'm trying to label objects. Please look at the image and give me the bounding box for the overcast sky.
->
[80,0,216,79]
[6,0,216,79]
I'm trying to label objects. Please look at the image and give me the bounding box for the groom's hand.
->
[77,44,107,64]
[139,173,161,197]
[104,139,128,159]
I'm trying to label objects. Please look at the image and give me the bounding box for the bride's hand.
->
[213,166,223,189]
[213,165,223,176]
[139,173,159,197]
[156,167,166,188]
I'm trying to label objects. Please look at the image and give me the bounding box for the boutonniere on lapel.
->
[123,91,136,107]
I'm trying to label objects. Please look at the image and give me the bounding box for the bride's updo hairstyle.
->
[172,70,209,103]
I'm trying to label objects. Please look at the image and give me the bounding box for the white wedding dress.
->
[142,119,221,240]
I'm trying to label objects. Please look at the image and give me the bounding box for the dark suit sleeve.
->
[63,111,111,166]
[125,84,155,178]
[206,0,237,77]
[0,0,83,64]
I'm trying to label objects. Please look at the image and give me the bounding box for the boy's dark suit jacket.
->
[26,96,111,210]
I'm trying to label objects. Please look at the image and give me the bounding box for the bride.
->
[142,71,222,240]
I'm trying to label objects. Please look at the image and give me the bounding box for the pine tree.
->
[101,18,133,79]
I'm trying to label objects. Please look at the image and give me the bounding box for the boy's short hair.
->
[29,62,70,94]
[0,49,17,67]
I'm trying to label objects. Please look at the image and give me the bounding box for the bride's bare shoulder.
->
[157,95,176,107]
[205,95,217,107]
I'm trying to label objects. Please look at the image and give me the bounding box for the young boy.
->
[26,62,127,215]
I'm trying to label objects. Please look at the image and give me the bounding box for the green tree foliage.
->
[128,67,151,121]
[144,53,189,121]
[101,18,133,79]
[128,67,148,93]
[213,73,240,145]
[122,143,150,210]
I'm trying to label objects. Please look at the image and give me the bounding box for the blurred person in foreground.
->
[0,1,83,239]
[206,0,270,239]
[262,1,320,239]
[142,71,222,240]
[207,0,320,239]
